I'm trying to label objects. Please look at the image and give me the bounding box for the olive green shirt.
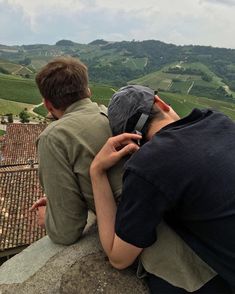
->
[37,98,123,245]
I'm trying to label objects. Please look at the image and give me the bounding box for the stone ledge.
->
[0,213,148,294]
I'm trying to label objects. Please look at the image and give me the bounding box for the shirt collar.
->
[63,98,92,116]
[160,108,212,132]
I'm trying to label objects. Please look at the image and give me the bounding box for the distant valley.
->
[1,39,235,122]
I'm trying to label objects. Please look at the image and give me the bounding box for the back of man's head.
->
[36,57,89,110]
[108,85,163,140]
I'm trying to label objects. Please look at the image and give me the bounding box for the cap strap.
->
[134,113,149,133]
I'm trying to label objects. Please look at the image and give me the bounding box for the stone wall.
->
[0,214,148,294]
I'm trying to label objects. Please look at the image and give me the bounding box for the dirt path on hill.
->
[28,102,44,117]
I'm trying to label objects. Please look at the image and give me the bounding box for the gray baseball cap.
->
[108,85,155,135]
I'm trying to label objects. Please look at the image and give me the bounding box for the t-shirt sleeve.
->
[115,170,169,248]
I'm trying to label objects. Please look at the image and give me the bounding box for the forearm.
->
[90,169,117,255]
[90,133,143,268]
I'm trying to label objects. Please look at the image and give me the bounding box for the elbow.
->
[109,258,131,270]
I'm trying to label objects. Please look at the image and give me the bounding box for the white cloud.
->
[200,0,235,6]
[0,0,235,48]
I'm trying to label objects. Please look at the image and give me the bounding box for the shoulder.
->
[39,103,109,140]
[127,137,161,167]
[124,139,159,183]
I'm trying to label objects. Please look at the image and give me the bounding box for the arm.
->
[29,196,47,228]
[38,134,88,245]
[90,133,143,269]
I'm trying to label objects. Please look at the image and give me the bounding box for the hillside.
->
[0,72,235,122]
[130,61,235,104]
[1,39,235,121]
[0,73,116,119]
[1,39,235,89]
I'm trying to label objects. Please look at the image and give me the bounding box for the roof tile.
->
[0,168,46,251]
[0,123,46,166]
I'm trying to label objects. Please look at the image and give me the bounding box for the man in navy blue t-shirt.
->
[90,85,235,293]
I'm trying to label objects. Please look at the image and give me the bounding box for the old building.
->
[0,123,46,167]
[0,123,47,264]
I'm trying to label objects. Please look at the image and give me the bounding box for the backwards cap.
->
[108,85,155,135]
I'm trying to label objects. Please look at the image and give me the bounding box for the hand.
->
[30,195,47,228]
[29,196,47,212]
[90,133,142,174]
[37,206,46,228]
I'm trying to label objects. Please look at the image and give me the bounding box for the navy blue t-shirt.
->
[115,109,235,287]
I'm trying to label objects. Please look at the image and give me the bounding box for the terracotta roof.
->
[0,164,39,172]
[0,167,46,251]
[0,123,47,166]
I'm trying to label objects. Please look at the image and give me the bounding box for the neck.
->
[50,108,65,120]
[146,116,178,140]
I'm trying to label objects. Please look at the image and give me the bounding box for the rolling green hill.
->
[130,61,235,104]
[0,74,41,104]
[159,91,235,120]
[1,39,235,121]
[1,39,235,90]
[0,70,235,121]
[0,98,33,116]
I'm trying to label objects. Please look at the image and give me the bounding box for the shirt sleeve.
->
[115,170,169,248]
[38,133,88,245]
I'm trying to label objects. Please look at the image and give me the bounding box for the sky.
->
[1,0,235,49]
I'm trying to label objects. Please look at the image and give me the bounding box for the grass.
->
[159,91,235,120]
[33,104,47,117]
[130,71,174,90]
[0,61,21,73]
[122,57,147,70]
[170,81,193,94]
[34,89,235,120]
[90,84,116,105]
[1,68,235,122]
[130,61,230,98]
[0,98,34,115]
[0,129,5,136]
[0,74,41,104]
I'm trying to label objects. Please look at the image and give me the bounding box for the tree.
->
[19,57,31,66]
[6,113,13,123]
[19,110,30,123]
[201,73,212,82]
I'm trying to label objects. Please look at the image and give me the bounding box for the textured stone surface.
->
[60,253,148,294]
[0,236,65,284]
[0,213,148,294]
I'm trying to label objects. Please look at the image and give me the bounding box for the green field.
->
[0,98,33,115]
[1,69,235,121]
[90,84,116,105]
[130,62,231,99]
[33,104,47,117]
[122,57,147,70]
[170,81,193,94]
[0,61,22,73]
[160,91,235,120]
[0,74,41,104]
[34,90,235,121]
[0,129,5,136]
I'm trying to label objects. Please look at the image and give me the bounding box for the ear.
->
[43,98,54,112]
[154,96,170,113]
[87,87,92,97]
